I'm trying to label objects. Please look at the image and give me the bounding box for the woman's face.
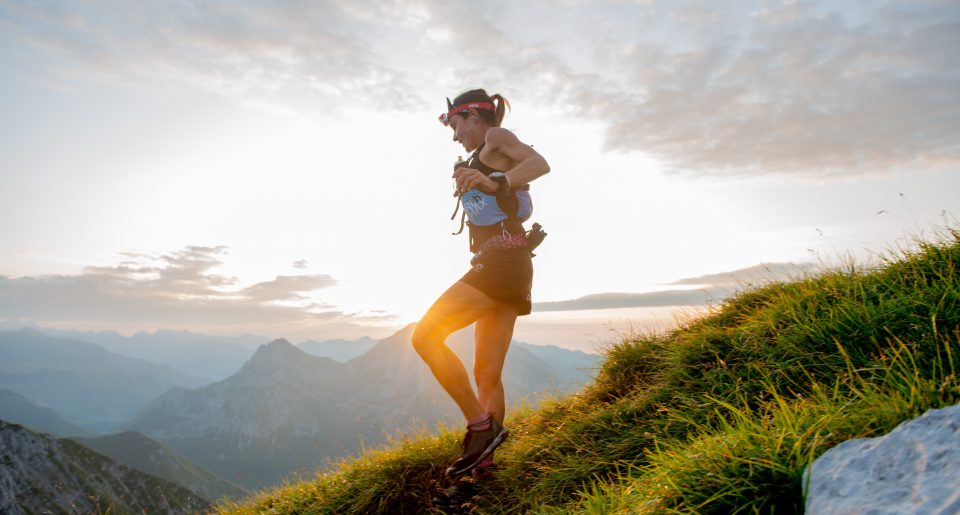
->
[449,111,481,152]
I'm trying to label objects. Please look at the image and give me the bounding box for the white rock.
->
[805,404,960,515]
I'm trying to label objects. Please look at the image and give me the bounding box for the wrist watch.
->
[489,172,510,196]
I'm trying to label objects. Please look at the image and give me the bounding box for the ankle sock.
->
[476,451,495,468]
[467,413,492,431]
[471,453,496,479]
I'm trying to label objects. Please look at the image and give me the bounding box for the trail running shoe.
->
[432,477,478,511]
[444,417,509,477]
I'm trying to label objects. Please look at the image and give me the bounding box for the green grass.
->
[216,227,960,514]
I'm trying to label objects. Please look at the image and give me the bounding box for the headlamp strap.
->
[445,101,495,118]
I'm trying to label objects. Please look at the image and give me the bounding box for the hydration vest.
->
[451,144,532,252]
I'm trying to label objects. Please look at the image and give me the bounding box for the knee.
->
[474,365,502,391]
[411,320,443,354]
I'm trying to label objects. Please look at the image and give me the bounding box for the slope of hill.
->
[0,389,90,437]
[0,419,209,514]
[70,430,248,503]
[215,228,960,514]
[127,329,596,490]
[0,329,207,432]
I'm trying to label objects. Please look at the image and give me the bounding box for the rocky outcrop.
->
[805,404,960,514]
[0,419,209,514]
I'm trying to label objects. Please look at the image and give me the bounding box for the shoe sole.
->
[445,426,509,477]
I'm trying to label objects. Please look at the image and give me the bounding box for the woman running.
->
[412,89,550,483]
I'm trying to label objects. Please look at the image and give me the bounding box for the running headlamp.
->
[438,97,494,126]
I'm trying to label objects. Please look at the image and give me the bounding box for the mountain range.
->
[0,388,91,437]
[36,327,268,382]
[0,322,597,496]
[127,324,598,489]
[0,328,207,432]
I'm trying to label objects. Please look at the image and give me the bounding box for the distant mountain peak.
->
[260,338,294,353]
[244,338,308,367]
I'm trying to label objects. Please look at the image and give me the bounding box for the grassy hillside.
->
[216,228,960,514]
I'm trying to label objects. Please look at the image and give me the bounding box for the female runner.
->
[412,89,550,485]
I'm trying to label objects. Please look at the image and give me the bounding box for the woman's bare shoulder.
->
[484,127,519,147]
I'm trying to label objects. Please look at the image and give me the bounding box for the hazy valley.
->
[0,323,598,507]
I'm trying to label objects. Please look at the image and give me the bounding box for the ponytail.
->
[490,93,511,127]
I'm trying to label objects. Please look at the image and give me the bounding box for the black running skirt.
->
[459,247,533,316]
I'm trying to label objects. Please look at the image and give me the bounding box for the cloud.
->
[241,274,337,303]
[670,262,818,287]
[533,261,816,311]
[81,246,238,297]
[423,0,960,177]
[599,1,960,176]
[0,0,424,112]
[533,290,712,312]
[0,245,390,332]
[4,0,957,175]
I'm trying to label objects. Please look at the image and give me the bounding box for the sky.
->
[1,0,958,353]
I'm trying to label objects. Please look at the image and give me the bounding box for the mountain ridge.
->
[128,324,597,489]
[0,329,208,432]
[69,429,247,502]
[0,389,90,437]
[0,419,209,514]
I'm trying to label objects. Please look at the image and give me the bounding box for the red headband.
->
[438,101,495,126]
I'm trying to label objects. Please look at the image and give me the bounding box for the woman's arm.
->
[452,127,550,194]
[485,127,550,189]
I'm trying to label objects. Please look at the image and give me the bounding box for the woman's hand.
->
[453,167,497,194]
